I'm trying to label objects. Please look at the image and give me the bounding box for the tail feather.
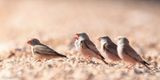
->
[56,53,67,58]
[143,61,150,65]
[101,59,108,65]
[141,61,150,69]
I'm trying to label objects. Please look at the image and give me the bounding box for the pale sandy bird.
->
[27,38,67,60]
[117,37,150,69]
[74,33,108,65]
[99,36,121,62]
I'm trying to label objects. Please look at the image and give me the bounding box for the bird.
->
[117,36,150,69]
[27,38,67,60]
[74,32,108,65]
[98,36,121,62]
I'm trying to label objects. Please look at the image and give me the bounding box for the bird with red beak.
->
[74,33,108,65]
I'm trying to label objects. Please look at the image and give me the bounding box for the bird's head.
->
[98,36,112,45]
[74,32,90,41]
[117,36,129,45]
[27,38,41,46]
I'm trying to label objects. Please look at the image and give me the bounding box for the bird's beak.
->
[98,37,101,41]
[75,33,79,37]
[74,33,79,40]
[27,40,31,44]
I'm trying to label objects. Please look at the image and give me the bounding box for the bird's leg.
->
[85,56,92,64]
[125,64,134,72]
[128,64,134,69]
[108,63,116,67]
[124,64,131,69]
[124,65,129,68]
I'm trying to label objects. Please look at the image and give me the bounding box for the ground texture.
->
[0,1,160,80]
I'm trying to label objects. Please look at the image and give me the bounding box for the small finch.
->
[98,36,121,62]
[27,38,67,60]
[74,33,108,65]
[117,36,150,69]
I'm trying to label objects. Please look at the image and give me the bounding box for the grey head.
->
[98,36,113,46]
[27,38,41,46]
[117,36,129,45]
[75,32,90,41]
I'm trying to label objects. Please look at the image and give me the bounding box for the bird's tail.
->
[97,54,108,65]
[57,53,68,58]
[101,59,108,65]
[141,61,150,70]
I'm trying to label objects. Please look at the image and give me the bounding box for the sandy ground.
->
[0,1,160,80]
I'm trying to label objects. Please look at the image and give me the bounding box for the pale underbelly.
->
[79,48,101,60]
[120,53,137,64]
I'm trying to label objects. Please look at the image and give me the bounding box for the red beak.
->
[98,37,101,41]
[27,40,31,44]
[74,33,79,40]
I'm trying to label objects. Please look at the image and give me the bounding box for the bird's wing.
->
[104,43,119,57]
[33,45,61,56]
[81,40,105,59]
[124,45,143,62]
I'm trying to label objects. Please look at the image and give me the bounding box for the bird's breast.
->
[117,45,125,59]
[31,47,35,55]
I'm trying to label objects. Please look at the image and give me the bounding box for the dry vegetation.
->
[0,1,160,80]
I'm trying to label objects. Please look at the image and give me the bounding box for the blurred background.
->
[0,1,160,80]
[0,0,160,52]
